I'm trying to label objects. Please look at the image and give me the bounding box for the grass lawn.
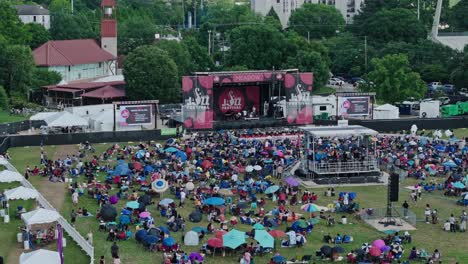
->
[5,144,468,263]
[0,111,29,124]
[312,87,335,95]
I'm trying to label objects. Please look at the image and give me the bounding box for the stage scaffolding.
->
[300,125,380,179]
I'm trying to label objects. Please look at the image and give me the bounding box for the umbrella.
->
[205,197,225,206]
[222,229,246,249]
[253,223,265,230]
[218,189,234,196]
[135,229,148,242]
[163,237,176,247]
[265,185,280,194]
[443,160,457,168]
[133,162,143,171]
[254,230,274,248]
[189,211,203,223]
[119,215,130,225]
[121,209,131,215]
[392,244,404,254]
[269,230,286,238]
[152,179,169,193]
[369,246,382,257]
[207,238,223,248]
[320,245,332,256]
[301,203,320,213]
[285,176,299,187]
[192,227,208,233]
[126,201,139,209]
[175,151,187,162]
[186,182,195,191]
[184,232,199,246]
[361,243,371,253]
[308,218,320,225]
[453,182,465,189]
[272,255,286,263]
[237,202,248,209]
[159,198,174,206]
[143,235,159,245]
[189,252,204,262]
[274,151,284,157]
[109,195,119,204]
[101,204,117,222]
[293,219,308,229]
[246,165,254,173]
[139,212,151,218]
[157,226,170,235]
[214,230,227,239]
[333,246,345,253]
[254,165,262,171]
[165,147,178,153]
[201,160,213,169]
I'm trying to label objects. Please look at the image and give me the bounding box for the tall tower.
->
[101,0,117,72]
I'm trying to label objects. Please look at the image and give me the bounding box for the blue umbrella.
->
[136,150,145,159]
[204,197,225,206]
[175,151,188,162]
[453,182,465,189]
[165,147,178,153]
[163,237,176,247]
[443,160,457,168]
[121,209,131,215]
[192,227,208,233]
[126,201,139,209]
[222,229,246,249]
[113,162,130,176]
[272,255,286,263]
[144,165,154,173]
[265,185,280,194]
[157,226,170,235]
[119,215,130,225]
[159,198,174,206]
[144,235,159,245]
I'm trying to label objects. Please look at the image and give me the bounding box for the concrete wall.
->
[18,14,50,29]
[49,62,112,82]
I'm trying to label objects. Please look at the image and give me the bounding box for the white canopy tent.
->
[300,125,378,138]
[20,249,61,264]
[0,158,9,166]
[373,104,399,119]
[29,112,60,121]
[21,208,60,227]
[44,112,89,127]
[5,186,38,200]
[0,170,24,183]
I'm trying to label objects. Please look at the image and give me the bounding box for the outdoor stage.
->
[181,70,314,130]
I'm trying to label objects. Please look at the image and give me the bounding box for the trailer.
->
[312,95,336,120]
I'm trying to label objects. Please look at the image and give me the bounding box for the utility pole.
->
[417,0,420,20]
[208,30,211,55]
[307,31,310,43]
[71,0,74,14]
[193,0,197,28]
[182,0,185,28]
[364,36,368,73]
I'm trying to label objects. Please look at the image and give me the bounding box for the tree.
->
[123,45,179,103]
[0,2,31,45]
[289,4,345,39]
[324,33,369,77]
[49,0,71,13]
[0,86,8,110]
[366,54,427,103]
[450,0,468,31]
[25,23,51,49]
[50,11,98,40]
[284,50,330,89]
[31,68,62,88]
[155,40,192,77]
[0,45,35,96]
[358,8,426,43]
[227,24,289,70]
[451,48,468,89]
[118,16,158,55]
[181,37,214,72]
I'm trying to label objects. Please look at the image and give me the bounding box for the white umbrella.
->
[186,181,195,191]
[0,170,24,182]
[152,179,169,193]
[254,165,262,171]
[246,166,254,173]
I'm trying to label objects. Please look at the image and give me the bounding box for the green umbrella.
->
[265,185,280,194]
[308,218,320,225]
[222,229,246,249]
[295,219,308,228]
[254,230,274,248]
[253,223,265,230]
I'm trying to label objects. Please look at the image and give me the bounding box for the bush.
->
[0,86,8,110]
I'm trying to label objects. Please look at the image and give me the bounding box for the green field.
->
[0,111,29,124]
[3,144,468,263]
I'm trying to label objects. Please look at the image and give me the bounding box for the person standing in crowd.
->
[410,190,417,203]
[179,189,186,208]
[111,242,119,258]
[70,210,76,226]
[402,200,409,218]
[460,211,467,232]
[425,204,431,224]
[449,214,456,232]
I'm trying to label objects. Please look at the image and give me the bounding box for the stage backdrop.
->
[214,86,260,119]
[284,73,314,125]
[182,76,214,129]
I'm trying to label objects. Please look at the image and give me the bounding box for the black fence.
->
[0,130,171,154]
[0,120,46,135]
[314,117,468,132]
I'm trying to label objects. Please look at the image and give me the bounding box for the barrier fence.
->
[360,207,417,226]
[3,160,94,264]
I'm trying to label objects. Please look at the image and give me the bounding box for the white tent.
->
[44,112,89,127]
[30,112,60,121]
[20,249,61,264]
[21,208,60,227]
[0,158,9,166]
[373,104,399,119]
[5,186,38,200]
[0,170,24,183]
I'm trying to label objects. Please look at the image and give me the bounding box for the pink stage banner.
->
[284,73,314,125]
[182,76,214,129]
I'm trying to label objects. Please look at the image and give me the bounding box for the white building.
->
[14,5,50,29]
[251,0,364,29]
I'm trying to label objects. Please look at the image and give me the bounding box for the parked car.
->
[428,82,443,91]
[437,96,450,105]
[460,88,468,97]
[443,84,455,93]
[328,78,344,86]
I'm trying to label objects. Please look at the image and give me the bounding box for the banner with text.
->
[117,104,152,126]
[214,86,260,119]
[284,73,314,125]
[182,76,214,129]
[338,96,370,117]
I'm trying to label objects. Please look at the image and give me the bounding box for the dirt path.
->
[37,145,77,211]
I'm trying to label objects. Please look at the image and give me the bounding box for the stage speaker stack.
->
[389,173,399,202]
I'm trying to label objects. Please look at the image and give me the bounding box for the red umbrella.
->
[133,162,143,171]
[207,238,223,248]
[215,230,227,239]
[201,160,213,169]
[369,246,382,257]
[268,230,286,238]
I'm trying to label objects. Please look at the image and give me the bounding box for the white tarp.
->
[373,104,399,120]
[44,112,89,127]
[5,186,38,200]
[21,208,60,226]
[20,249,60,264]
[30,112,60,121]
[0,170,24,183]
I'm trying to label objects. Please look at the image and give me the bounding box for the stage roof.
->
[192,69,299,75]
[300,125,378,137]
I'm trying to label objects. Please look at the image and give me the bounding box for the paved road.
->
[328,83,356,93]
